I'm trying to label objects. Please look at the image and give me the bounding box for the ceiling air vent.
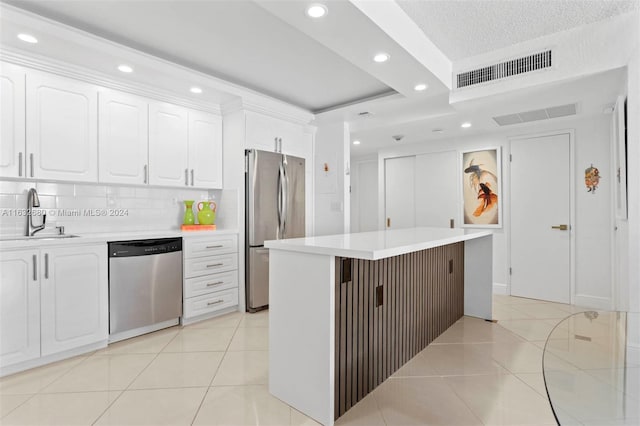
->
[493,103,577,126]
[457,50,552,89]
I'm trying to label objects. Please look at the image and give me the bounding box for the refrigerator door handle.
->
[277,162,284,239]
[281,160,288,237]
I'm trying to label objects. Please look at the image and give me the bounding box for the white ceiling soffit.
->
[254,0,450,105]
[396,0,640,61]
[1,0,393,112]
[351,68,626,158]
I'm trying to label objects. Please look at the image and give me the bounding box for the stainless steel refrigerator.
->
[245,149,305,312]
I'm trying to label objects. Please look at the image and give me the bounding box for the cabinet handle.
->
[274,137,278,152]
[206,245,223,249]
[206,281,224,287]
[185,168,189,186]
[279,137,282,153]
[143,165,148,184]
[32,255,37,281]
[207,300,224,306]
[191,169,194,186]
[30,153,34,177]
[44,253,49,279]
[206,263,224,268]
[18,152,23,177]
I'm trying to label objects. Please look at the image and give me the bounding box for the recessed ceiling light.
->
[414,83,428,91]
[190,87,203,94]
[461,122,472,128]
[373,53,390,63]
[432,128,444,133]
[17,33,38,44]
[117,64,134,73]
[306,4,327,18]
[353,140,361,145]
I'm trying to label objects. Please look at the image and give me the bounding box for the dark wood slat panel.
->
[334,242,465,419]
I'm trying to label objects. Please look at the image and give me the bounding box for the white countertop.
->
[265,227,492,260]
[0,228,239,250]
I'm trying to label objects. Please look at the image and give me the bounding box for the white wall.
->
[314,122,350,236]
[351,159,378,233]
[354,114,616,307]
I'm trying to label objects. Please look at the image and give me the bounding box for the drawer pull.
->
[207,300,224,306]
[206,263,224,268]
[206,281,224,287]
[206,245,224,249]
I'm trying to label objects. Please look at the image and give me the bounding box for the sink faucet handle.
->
[56,225,65,235]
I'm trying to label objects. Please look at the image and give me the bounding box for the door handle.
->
[30,153,34,177]
[18,152,23,177]
[143,164,148,184]
[190,169,194,186]
[277,162,284,239]
[551,224,569,231]
[387,218,391,228]
[206,281,224,287]
[185,168,189,186]
[206,245,223,249]
[207,300,224,306]
[44,253,49,279]
[206,263,224,268]
[32,254,37,281]
[281,161,288,236]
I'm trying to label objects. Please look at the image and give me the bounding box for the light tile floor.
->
[0,296,591,425]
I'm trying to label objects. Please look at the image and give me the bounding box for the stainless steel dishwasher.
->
[108,238,183,342]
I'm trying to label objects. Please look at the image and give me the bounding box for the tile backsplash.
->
[0,181,223,237]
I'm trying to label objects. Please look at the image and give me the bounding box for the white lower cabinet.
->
[0,250,40,368]
[0,244,108,371]
[183,234,239,322]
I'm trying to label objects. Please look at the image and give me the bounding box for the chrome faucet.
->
[26,188,46,236]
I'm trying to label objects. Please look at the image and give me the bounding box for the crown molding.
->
[221,98,315,126]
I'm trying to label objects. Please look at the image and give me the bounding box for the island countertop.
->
[265,227,492,260]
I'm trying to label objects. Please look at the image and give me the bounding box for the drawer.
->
[184,288,238,318]
[185,253,237,278]
[185,235,237,258]
[184,270,238,298]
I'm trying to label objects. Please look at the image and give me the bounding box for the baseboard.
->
[493,282,508,295]
[574,294,612,310]
[181,305,238,326]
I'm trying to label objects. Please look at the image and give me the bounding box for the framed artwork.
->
[461,147,502,228]
[613,96,628,220]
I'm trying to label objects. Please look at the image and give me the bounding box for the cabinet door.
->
[0,62,26,178]
[26,72,98,181]
[245,111,281,152]
[40,245,107,356]
[148,101,189,187]
[188,110,222,188]
[0,250,40,368]
[98,90,148,185]
[279,124,306,158]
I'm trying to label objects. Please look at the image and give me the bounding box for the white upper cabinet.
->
[98,90,149,185]
[40,245,108,357]
[0,62,26,178]
[188,110,223,189]
[148,101,189,187]
[245,111,305,157]
[26,72,98,181]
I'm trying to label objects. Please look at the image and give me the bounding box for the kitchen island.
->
[265,227,493,426]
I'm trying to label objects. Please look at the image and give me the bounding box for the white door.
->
[415,151,458,228]
[26,72,98,181]
[384,156,415,229]
[98,90,149,185]
[40,245,108,356]
[149,101,189,187]
[510,133,571,303]
[0,62,26,178]
[188,110,222,188]
[0,250,40,368]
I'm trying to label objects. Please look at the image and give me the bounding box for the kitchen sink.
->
[0,234,80,241]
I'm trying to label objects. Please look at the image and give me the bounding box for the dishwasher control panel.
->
[108,238,182,257]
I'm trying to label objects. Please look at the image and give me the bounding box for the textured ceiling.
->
[397,0,640,60]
